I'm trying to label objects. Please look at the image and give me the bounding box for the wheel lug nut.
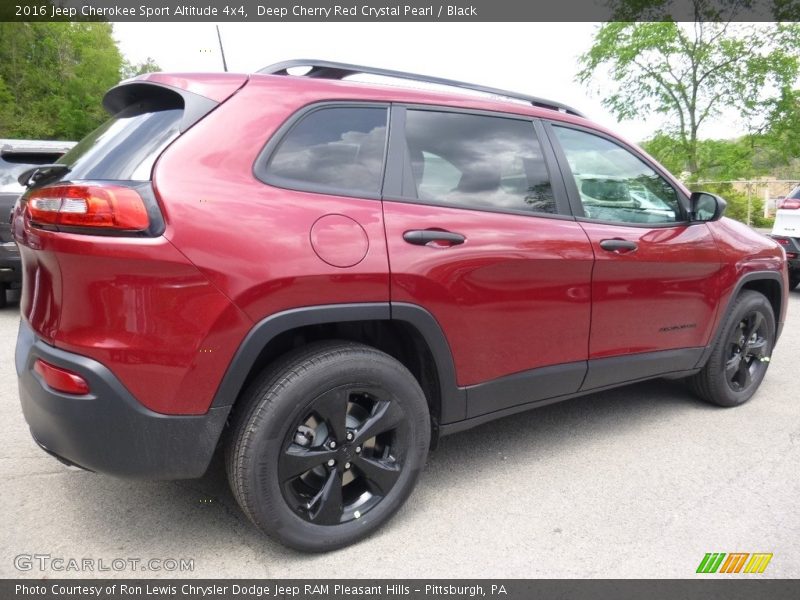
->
[328,441,336,449]
[345,462,351,470]
[346,431,354,441]
[327,459,335,467]
[355,446,362,454]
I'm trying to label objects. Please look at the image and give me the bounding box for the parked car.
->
[0,139,75,306]
[770,184,800,289]
[13,61,788,551]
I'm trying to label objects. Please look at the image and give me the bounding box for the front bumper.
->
[16,320,230,479]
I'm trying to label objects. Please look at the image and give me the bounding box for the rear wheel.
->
[0,283,7,308]
[226,341,430,552]
[690,290,775,407]
[789,273,800,290]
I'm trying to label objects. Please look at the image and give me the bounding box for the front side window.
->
[403,110,556,214]
[265,106,388,196]
[553,126,682,224]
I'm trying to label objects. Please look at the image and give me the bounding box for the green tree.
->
[0,22,158,140]
[643,132,756,181]
[121,56,161,80]
[578,20,800,179]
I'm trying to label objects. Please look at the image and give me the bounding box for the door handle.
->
[599,239,638,253]
[403,229,466,246]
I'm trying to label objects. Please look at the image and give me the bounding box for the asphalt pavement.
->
[1,290,798,578]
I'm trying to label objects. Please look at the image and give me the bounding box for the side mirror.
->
[689,191,726,222]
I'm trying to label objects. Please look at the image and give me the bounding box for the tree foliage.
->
[121,56,161,81]
[578,20,800,179]
[0,22,160,140]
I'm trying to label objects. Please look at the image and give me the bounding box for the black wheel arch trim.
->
[210,302,466,424]
[695,270,784,369]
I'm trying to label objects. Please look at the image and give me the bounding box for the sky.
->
[112,22,747,144]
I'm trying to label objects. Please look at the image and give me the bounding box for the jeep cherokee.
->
[13,60,789,551]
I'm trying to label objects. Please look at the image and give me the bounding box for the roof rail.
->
[258,59,586,118]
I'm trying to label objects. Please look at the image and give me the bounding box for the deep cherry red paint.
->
[13,72,788,415]
[579,222,722,358]
[383,203,593,386]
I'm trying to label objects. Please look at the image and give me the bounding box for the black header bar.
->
[2,0,797,22]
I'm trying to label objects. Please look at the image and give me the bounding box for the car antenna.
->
[216,25,228,72]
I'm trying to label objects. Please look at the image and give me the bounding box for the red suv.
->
[14,61,788,551]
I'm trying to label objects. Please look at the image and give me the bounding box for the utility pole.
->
[216,25,228,72]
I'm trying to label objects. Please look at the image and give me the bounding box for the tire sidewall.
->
[236,345,430,552]
[707,292,775,407]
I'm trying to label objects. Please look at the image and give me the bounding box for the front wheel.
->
[226,341,430,552]
[690,290,775,407]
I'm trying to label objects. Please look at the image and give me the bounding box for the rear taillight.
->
[34,359,90,395]
[777,198,800,210]
[774,237,791,247]
[26,183,149,231]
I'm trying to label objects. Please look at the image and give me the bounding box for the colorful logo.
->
[696,553,773,574]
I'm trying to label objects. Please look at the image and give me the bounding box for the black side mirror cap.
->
[689,191,727,222]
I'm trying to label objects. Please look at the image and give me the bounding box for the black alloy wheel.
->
[724,311,769,393]
[690,290,775,407]
[226,341,430,552]
[280,385,408,525]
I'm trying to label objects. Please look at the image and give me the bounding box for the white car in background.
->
[771,184,800,290]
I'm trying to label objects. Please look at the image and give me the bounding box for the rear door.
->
[382,107,594,421]
[546,123,722,390]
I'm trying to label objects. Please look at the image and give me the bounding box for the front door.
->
[548,124,722,389]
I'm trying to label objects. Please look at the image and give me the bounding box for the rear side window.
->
[264,107,388,197]
[401,110,555,214]
[58,106,183,181]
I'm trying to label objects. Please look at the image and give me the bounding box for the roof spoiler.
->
[102,81,218,133]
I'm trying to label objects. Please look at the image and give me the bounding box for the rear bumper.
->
[16,319,230,479]
[771,235,800,271]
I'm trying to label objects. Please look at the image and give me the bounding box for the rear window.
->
[789,186,800,200]
[58,105,183,181]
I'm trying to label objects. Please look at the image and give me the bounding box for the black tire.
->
[226,341,430,552]
[690,290,775,407]
[789,274,800,290]
[0,284,7,309]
